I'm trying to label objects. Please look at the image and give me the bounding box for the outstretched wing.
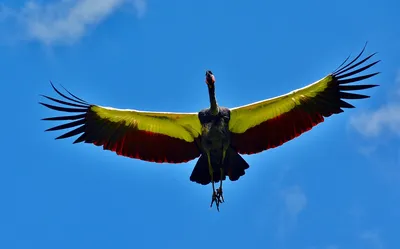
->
[40,83,203,163]
[229,45,380,155]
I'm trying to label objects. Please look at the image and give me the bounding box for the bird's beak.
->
[205,71,215,85]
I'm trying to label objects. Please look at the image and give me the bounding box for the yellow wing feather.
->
[40,83,203,163]
[229,46,380,155]
[91,106,202,142]
[229,75,333,134]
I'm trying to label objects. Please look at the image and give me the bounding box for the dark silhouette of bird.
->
[39,45,380,211]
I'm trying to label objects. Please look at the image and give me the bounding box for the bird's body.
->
[39,44,381,211]
[195,107,244,176]
[197,108,232,181]
[199,108,230,158]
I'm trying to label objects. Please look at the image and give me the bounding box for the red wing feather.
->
[86,112,200,163]
[231,107,325,154]
[230,44,380,155]
[40,83,201,163]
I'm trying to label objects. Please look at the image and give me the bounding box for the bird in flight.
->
[40,44,380,211]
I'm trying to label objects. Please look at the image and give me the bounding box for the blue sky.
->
[1,0,400,249]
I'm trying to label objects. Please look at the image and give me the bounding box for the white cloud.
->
[360,230,384,249]
[0,0,146,45]
[132,0,146,18]
[349,104,400,137]
[281,185,307,217]
[357,145,378,157]
[395,71,400,97]
[326,245,339,249]
[306,245,339,249]
[277,185,307,239]
[350,72,400,138]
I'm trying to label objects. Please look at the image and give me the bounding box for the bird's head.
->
[205,70,216,87]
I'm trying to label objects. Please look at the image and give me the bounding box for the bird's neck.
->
[208,85,218,115]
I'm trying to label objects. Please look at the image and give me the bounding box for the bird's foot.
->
[217,187,224,203]
[210,191,223,211]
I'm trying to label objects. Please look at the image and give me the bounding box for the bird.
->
[39,44,380,211]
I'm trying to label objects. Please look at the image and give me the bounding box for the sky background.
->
[1,0,400,249]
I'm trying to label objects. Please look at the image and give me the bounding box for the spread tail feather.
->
[226,148,249,181]
[189,148,249,185]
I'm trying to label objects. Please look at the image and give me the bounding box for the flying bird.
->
[40,45,380,211]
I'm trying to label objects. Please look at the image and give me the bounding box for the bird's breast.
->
[198,107,231,151]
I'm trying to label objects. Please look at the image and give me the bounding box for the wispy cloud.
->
[349,105,400,137]
[281,185,307,217]
[277,185,307,239]
[350,71,400,138]
[306,245,339,249]
[0,0,146,45]
[394,71,400,97]
[360,230,384,249]
[326,245,339,249]
[349,71,400,186]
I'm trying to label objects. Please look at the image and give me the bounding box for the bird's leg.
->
[218,168,225,202]
[217,150,227,203]
[217,168,224,203]
[207,153,221,211]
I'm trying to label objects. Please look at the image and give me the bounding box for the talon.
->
[217,188,224,203]
[210,191,220,211]
[210,191,216,207]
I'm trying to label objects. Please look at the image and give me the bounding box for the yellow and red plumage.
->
[40,44,380,211]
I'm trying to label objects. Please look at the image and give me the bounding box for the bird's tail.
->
[225,148,249,181]
[190,154,212,185]
[189,148,249,185]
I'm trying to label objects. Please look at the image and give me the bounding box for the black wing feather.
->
[42,114,87,121]
[330,43,380,109]
[40,94,88,108]
[40,82,91,143]
[49,81,88,105]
